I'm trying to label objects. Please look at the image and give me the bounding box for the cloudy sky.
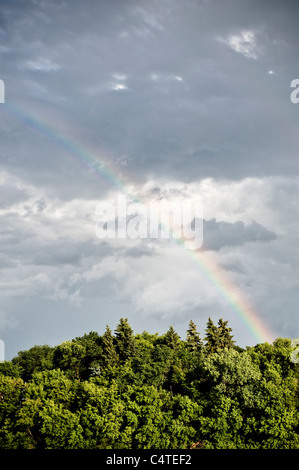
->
[1,0,299,359]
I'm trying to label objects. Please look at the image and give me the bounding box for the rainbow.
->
[5,103,128,194]
[3,101,277,345]
[182,243,276,344]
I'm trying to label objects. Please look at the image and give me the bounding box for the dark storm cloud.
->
[0,0,299,194]
[201,218,277,251]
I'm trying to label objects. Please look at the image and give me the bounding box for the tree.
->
[73,331,102,379]
[160,326,184,395]
[37,400,84,449]
[76,378,124,448]
[195,348,263,448]
[164,325,181,350]
[204,318,234,354]
[27,369,77,408]
[0,374,28,448]
[11,345,54,382]
[0,361,23,378]
[101,325,118,369]
[200,348,262,407]
[16,369,81,448]
[53,341,86,381]
[114,318,136,363]
[3,318,299,450]
[217,318,235,349]
[247,338,298,380]
[130,332,158,386]
[204,317,219,355]
[186,320,203,353]
[249,373,299,449]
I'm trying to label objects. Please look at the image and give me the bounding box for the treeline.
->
[0,317,299,449]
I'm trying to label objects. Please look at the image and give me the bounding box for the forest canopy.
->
[0,317,299,450]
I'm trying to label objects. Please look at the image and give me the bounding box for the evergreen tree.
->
[114,318,136,363]
[164,325,181,350]
[217,318,235,349]
[204,317,219,355]
[101,325,118,368]
[186,320,203,353]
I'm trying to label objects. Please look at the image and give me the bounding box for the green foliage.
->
[101,325,118,369]
[186,320,203,353]
[53,341,86,381]
[0,375,27,448]
[11,345,54,381]
[164,325,181,350]
[75,379,124,448]
[204,317,219,355]
[114,318,136,363]
[217,318,235,349]
[73,331,102,380]
[1,317,299,449]
[204,317,235,355]
[0,361,23,378]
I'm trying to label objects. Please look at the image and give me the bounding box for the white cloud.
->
[111,83,128,91]
[150,73,184,83]
[22,57,61,71]
[218,30,259,59]
[109,72,128,91]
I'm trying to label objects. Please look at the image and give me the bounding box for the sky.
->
[1,0,299,360]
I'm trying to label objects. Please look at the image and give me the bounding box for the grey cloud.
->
[0,0,298,193]
[201,218,277,251]
[220,259,248,275]
[119,243,159,259]
[0,228,112,268]
[31,240,99,267]
[0,181,29,208]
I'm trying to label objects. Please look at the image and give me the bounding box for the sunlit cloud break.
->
[217,30,259,59]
